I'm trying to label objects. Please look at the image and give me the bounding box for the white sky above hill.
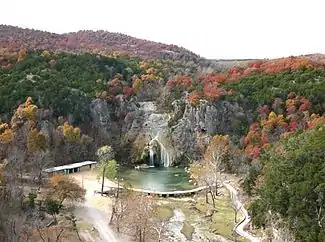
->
[1,0,325,59]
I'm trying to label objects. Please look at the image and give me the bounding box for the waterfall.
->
[139,101,175,167]
[149,147,155,167]
[149,132,172,167]
[159,141,171,167]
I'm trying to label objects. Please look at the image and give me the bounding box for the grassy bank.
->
[181,221,195,240]
[163,188,249,242]
[195,188,249,242]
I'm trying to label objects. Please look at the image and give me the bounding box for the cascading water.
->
[139,101,175,167]
[149,147,155,167]
[149,132,172,167]
[158,139,171,167]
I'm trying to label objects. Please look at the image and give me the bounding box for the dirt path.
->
[222,181,261,242]
[70,171,119,242]
[83,190,118,242]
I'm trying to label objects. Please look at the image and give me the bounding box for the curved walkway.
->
[130,184,216,196]
[101,183,219,197]
[222,181,260,242]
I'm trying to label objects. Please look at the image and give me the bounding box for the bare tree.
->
[46,175,86,206]
[110,190,170,242]
[151,206,170,242]
[204,135,230,197]
[111,189,133,233]
[189,161,217,208]
[29,150,52,189]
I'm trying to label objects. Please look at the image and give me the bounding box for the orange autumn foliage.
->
[203,83,226,100]
[187,91,201,106]
[243,94,323,159]
[225,57,325,81]
[199,73,227,84]
[17,48,26,61]
[0,123,13,143]
[51,174,64,185]
[167,76,192,87]
[308,114,325,129]
[13,97,38,122]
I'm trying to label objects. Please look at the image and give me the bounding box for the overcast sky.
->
[1,0,324,59]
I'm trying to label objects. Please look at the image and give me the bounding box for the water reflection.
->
[118,167,195,192]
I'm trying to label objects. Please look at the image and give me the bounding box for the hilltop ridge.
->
[0,24,204,63]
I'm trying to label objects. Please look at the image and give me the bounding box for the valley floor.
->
[68,170,260,242]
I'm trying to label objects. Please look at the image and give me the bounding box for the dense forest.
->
[250,123,325,241]
[0,50,205,121]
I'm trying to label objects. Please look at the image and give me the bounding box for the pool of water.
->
[118,167,195,192]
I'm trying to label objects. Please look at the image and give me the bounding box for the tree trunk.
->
[53,214,57,224]
[101,167,105,196]
[116,216,120,233]
[117,178,120,199]
[215,169,218,196]
[209,190,216,208]
[74,226,82,241]
[109,203,115,225]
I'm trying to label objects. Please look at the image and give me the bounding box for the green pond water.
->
[118,167,195,192]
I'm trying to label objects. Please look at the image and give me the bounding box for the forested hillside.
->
[0,50,203,120]
[161,55,325,241]
[0,25,209,65]
[0,27,325,241]
[250,123,325,241]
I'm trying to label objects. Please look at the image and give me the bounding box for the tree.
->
[46,175,85,206]
[34,225,74,242]
[98,159,117,181]
[189,162,216,207]
[30,150,52,188]
[128,195,155,242]
[96,159,117,196]
[0,161,7,189]
[110,192,169,242]
[45,199,60,223]
[96,145,121,226]
[66,213,83,241]
[188,135,233,208]
[96,145,118,194]
[17,48,26,61]
[204,135,231,196]
[151,205,170,242]
[96,145,115,163]
[110,186,135,233]
[187,91,201,106]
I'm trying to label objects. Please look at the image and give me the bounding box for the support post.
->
[117,178,120,199]
[101,166,105,196]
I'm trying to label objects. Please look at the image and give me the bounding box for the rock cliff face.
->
[170,99,249,162]
[122,101,176,166]
[89,95,249,166]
